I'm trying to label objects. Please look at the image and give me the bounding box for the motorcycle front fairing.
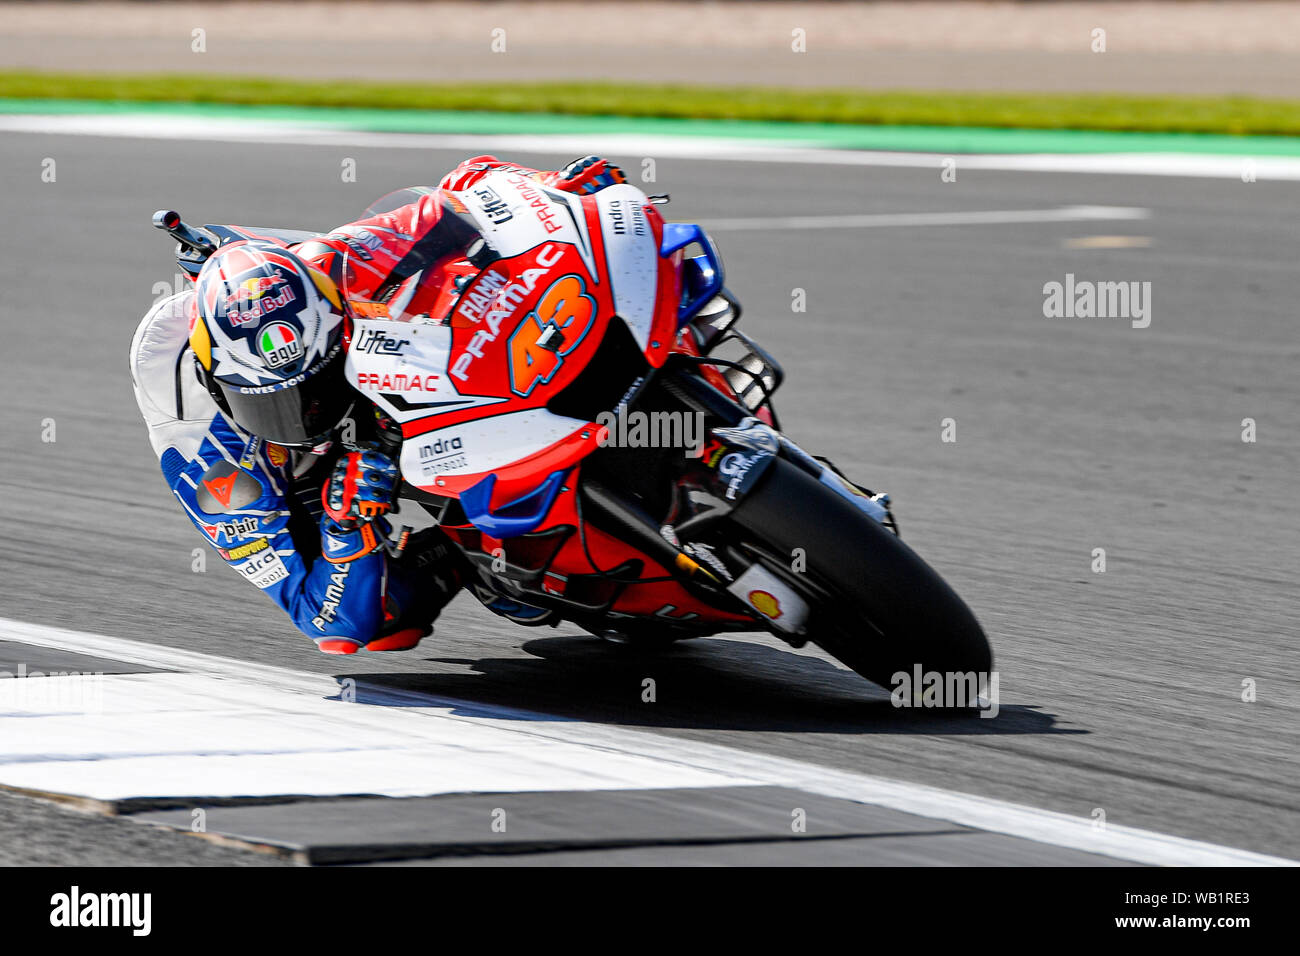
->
[344,174,689,534]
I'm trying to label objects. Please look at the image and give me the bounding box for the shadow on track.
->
[341,635,1075,736]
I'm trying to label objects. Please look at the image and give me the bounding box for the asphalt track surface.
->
[0,132,1297,864]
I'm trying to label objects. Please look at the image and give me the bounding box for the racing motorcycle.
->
[153,171,991,693]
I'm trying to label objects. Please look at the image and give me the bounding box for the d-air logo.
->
[698,439,725,468]
[201,516,259,542]
[257,322,304,369]
[748,590,782,620]
[507,273,596,397]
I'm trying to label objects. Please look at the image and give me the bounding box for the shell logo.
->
[748,589,782,620]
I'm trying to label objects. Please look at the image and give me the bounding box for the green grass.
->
[3,70,1300,136]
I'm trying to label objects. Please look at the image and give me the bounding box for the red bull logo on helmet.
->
[225,274,296,326]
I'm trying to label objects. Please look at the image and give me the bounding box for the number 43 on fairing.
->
[508,273,596,397]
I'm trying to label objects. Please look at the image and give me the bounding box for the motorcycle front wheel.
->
[727,457,993,695]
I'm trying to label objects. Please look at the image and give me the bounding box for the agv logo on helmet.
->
[257,322,305,370]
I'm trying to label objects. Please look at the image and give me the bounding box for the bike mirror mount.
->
[689,288,742,352]
[152,209,217,257]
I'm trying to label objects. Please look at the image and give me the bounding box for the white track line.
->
[1,617,1294,866]
[0,672,751,798]
[703,205,1150,231]
[2,114,1299,180]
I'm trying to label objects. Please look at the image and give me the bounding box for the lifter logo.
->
[353,328,410,354]
[472,184,513,225]
[50,886,151,936]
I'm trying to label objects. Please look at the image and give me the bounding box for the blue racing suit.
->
[128,292,460,653]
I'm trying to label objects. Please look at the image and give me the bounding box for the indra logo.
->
[417,435,468,476]
[257,322,305,369]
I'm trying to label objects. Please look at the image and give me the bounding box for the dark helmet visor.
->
[217,346,353,446]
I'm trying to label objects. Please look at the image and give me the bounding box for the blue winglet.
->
[460,470,568,538]
[660,222,724,326]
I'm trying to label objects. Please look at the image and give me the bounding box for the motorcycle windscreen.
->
[362,185,441,219]
[357,193,488,303]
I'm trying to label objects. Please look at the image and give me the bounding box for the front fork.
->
[773,433,897,534]
[662,360,896,531]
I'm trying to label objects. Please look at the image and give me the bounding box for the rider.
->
[129,155,628,655]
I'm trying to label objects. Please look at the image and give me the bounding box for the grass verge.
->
[2,71,1300,136]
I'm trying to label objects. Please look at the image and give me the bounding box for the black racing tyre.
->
[728,457,992,693]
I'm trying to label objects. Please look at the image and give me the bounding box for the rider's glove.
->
[552,156,627,195]
[320,446,399,563]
